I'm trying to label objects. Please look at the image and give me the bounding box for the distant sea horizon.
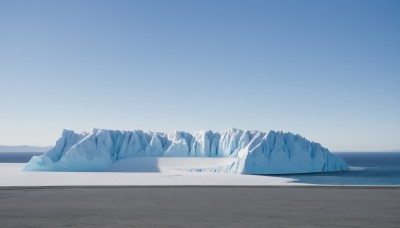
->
[0,145,51,153]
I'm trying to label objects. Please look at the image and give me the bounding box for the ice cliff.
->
[23,129,349,174]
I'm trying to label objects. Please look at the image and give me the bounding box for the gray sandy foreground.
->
[0,186,399,228]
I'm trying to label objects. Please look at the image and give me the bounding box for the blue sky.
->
[0,0,399,151]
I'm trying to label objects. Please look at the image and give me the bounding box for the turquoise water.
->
[1,152,399,186]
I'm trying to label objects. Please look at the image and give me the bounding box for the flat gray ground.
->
[0,186,399,228]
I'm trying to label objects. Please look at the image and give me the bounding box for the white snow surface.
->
[1,163,301,186]
[23,129,349,174]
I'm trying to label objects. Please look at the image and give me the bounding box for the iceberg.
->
[23,129,349,174]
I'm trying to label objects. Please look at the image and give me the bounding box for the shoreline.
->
[1,185,400,190]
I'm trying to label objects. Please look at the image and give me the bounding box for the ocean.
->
[0,152,399,186]
[278,152,400,186]
[0,152,44,163]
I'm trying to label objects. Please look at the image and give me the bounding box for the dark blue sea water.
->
[279,152,400,186]
[0,152,399,185]
[0,152,44,163]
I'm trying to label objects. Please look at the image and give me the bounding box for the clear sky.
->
[0,0,399,151]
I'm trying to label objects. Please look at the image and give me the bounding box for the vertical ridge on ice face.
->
[232,131,349,174]
[43,129,89,162]
[24,129,349,174]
